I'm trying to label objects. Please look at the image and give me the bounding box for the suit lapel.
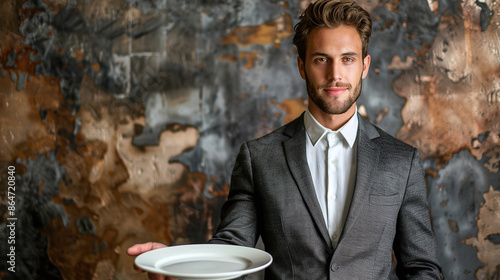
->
[340,115,380,237]
[283,114,334,250]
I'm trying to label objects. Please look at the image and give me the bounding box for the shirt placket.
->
[326,132,339,244]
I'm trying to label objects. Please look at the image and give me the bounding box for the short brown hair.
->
[293,0,372,60]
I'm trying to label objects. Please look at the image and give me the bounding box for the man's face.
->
[298,25,370,116]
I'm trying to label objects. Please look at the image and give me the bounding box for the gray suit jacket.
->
[210,113,441,279]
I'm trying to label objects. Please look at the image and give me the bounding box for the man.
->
[128,1,442,279]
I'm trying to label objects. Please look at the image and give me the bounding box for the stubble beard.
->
[306,72,363,115]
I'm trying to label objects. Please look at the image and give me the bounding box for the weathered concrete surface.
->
[0,0,498,279]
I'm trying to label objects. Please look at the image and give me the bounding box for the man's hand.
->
[127,242,167,256]
[127,242,169,280]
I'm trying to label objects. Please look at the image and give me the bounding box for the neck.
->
[308,102,357,131]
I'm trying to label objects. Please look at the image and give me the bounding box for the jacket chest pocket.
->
[368,193,400,205]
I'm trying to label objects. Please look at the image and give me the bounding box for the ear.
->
[361,54,371,79]
[297,56,306,80]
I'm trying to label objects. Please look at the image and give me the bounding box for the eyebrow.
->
[341,52,359,57]
[311,51,360,57]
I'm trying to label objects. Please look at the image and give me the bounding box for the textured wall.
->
[0,0,499,279]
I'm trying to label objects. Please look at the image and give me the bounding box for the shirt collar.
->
[304,107,358,148]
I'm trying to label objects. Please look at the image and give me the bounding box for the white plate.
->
[134,244,273,280]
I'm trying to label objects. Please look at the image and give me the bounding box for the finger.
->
[127,242,167,256]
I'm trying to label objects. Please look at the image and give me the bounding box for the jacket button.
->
[331,264,339,271]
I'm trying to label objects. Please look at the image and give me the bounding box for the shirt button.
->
[330,194,337,200]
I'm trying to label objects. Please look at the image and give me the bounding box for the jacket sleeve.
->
[393,149,442,279]
[208,142,260,247]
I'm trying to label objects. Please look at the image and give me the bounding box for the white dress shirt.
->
[304,108,358,247]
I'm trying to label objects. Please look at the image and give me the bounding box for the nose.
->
[328,61,342,81]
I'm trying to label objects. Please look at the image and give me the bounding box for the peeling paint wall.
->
[0,0,499,279]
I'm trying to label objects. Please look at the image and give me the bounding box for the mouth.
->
[323,87,348,96]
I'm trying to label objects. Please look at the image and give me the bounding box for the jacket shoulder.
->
[360,116,416,155]
[247,113,304,147]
